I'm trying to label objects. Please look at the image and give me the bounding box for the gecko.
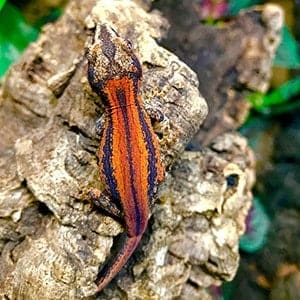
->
[86,24,165,292]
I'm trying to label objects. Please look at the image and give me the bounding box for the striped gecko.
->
[86,24,165,292]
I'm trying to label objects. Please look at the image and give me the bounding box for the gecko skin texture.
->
[86,24,165,292]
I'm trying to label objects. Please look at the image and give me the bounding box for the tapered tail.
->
[95,234,143,293]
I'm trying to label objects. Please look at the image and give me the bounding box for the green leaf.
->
[258,99,300,115]
[0,0,6,11]
[0,41,21,76]
[0,2,38,76]
[228,0,262,15]
[247,76,300,110]
[222,281,236,300]
[239,197,270,253]
[274,26,300,68]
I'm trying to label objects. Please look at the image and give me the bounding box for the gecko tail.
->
[95,234,143,293]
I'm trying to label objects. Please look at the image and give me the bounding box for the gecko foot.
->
[89,188,122,219]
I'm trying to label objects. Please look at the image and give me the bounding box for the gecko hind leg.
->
[89,188,122,220]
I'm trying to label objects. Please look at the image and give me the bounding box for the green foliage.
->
[0,2,38,77]
[228,0,262,15]
[239,197,270,253]
[0,42,21,76]
[222,281,236,300]
[247,76,300,114]
[245,24,300,116]
[0,0,6,11]
[262,99,300,115]
[274,26,300,69]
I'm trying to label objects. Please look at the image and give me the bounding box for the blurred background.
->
[0,1,299,299]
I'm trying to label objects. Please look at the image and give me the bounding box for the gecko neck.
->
[103,76,142,110]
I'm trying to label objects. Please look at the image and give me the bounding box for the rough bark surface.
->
[0,0,281,299]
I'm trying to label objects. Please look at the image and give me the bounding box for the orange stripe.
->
[106,78,150,236]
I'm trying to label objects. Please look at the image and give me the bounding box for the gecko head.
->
[86,23,142,92]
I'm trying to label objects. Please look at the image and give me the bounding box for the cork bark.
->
[0,0,282,299]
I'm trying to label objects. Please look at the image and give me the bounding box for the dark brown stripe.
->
[135,101,158,199]
[101,118,120,201]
